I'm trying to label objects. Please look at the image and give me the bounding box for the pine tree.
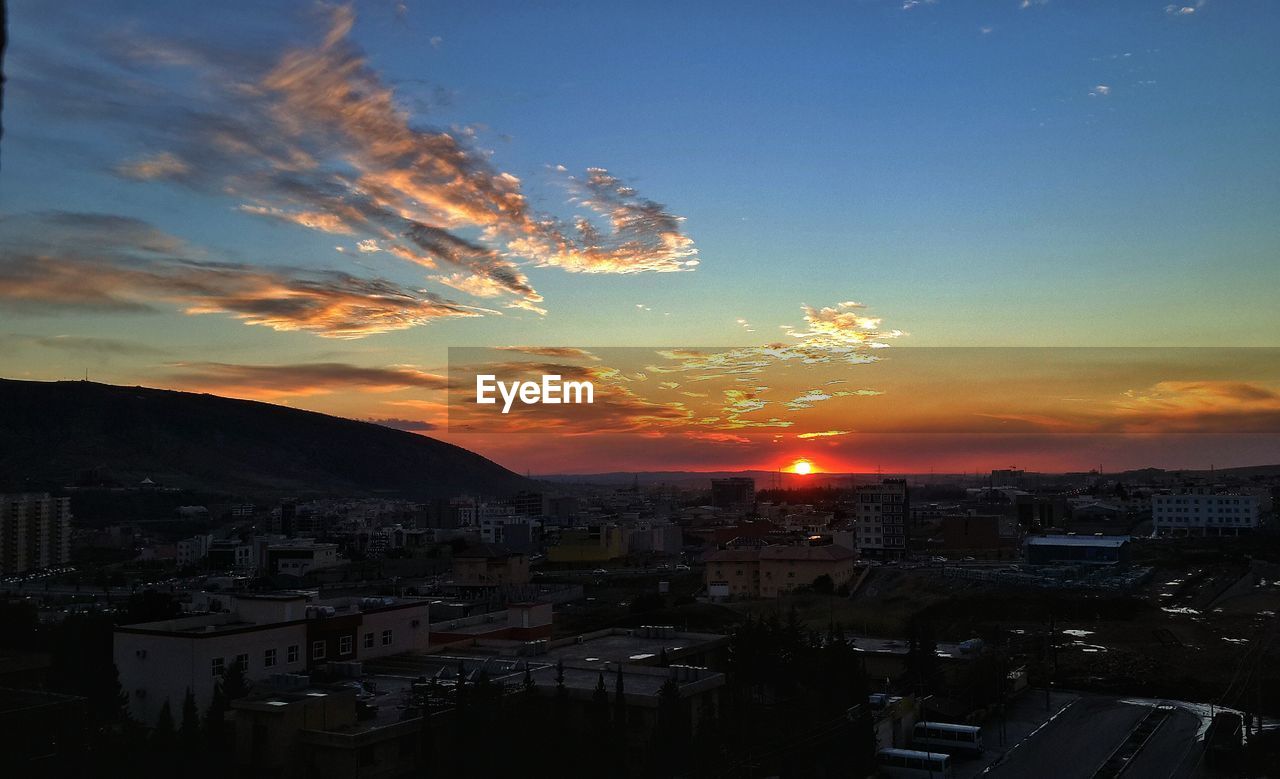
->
[203,682,228,753]
[180,687,201,752]
[613,664,627,731]
[221,659,249,701]
[151,699,176,753]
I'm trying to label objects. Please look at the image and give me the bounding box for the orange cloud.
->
[0,212,482,338]
[163,361,448,400]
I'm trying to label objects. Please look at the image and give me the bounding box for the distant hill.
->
[0,379,530,499]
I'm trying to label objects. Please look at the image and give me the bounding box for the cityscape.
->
[2,1,1279,778]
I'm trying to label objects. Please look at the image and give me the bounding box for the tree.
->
[179,688,201,752]
[613,664,627,732]
[906,618,941,695]
[812,573,835,595]
[221,659,249,701]
[655,679,688,776]
[151,700,176,753]
[203,682,228,754]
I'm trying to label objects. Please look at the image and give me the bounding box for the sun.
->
[791,459,813,475]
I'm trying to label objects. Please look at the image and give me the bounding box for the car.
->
[674,564,691,572]
[592,568,609,575]
[930,556,948,563]
[961,556,976,562]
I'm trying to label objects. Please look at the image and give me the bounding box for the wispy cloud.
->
[163,361,448,400]
[4,332,168,356]
[366,417,438,432]
[45,6,697,319]
[0,212,483,338]
[797,430,851,439]
[491,346,599,360]
[1165,1,1206,16]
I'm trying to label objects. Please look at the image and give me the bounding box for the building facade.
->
[114,593,430,724]
[0,493,73,576]
[710,478,755,510]
[1152,489,1260,536]
[705,544,857,599]
[853,479,909,558]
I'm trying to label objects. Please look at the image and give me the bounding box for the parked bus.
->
[911,721,984,755]
[876,748,954,778]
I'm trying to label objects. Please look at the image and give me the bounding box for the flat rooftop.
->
[1026,536,1129,548]
[849,636,978,660]
[540,629,728,667]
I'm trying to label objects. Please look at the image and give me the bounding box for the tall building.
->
[0,493,73,576]
[1152,487,1260,536]
[853,479,909,558]
[710,477,755,510]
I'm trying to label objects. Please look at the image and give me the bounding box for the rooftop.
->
[1026,536,1129,548]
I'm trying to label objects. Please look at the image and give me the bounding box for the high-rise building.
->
[853,479,909,558]
[0,493,73,576]
[710,477,755,510]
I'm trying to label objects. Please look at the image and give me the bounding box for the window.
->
[364,632,375,649]
[211,657,225,678]
[235,653,249,671]
[264,648,277,668]
[312,640,327,660]
[287,644,299,664]
[339,635,353,655]
[381,629,393,646]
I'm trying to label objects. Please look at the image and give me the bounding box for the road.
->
[965,692,1206,779]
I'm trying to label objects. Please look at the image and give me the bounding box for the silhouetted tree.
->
[179,688,201,752]
[221,659,249,701]
[812,573,835,594]
[150,700,176,753]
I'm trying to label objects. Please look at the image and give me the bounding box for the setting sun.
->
[791,459,813,475]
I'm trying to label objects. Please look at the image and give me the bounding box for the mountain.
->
[0,378,530,499]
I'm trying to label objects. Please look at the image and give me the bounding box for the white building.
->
[115,592,430,725]
[1152,488,1260,536]
[176,534,213,567]
[853,480,909,558]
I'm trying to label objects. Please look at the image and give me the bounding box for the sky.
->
[1,0,1278,475]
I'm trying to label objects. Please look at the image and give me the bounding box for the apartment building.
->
[0,493,73,576]
[1152,487,1260,536]
[705,544,857,599]
[853,479,909,558]
[114,592,430,724]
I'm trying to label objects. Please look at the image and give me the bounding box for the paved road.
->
[978,693,1205,779]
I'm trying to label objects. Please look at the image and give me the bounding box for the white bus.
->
[911,721,984,755]
[876,748,954,778]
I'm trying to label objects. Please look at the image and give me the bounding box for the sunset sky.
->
[2,1,1277,474]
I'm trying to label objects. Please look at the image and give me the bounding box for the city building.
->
[1152,488,1260,536]
[230,683,424,778]
[705,543,857,599]
[114,592,430,724]
[451,544,531,586]
[176,534,213,567]
[259,538,341,576]
[0,492,73,576]
[710,477,755,510]
[853,479,909,558]
[940,514,1021,558]
[547,523,629,562]
[1024,535,1130,565]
